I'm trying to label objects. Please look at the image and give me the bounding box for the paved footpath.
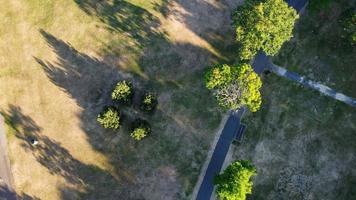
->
[269,64,356,107]
[194,1,310,200]
[0,115,16,200]
[196,108,245,200]
[253,0,356,107]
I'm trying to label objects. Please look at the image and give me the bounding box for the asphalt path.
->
[286,0,308,12]
[195,1,310,199]
[269,64,356,107]
[196,108,245,200]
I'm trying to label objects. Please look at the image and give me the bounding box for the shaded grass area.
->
[236,75,356,200]
[34,27,222,199]
[236,2,356,198]
[1,105,126,199]
[273,0,356,96]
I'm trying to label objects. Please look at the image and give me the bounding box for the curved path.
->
[253,0,356,107]
[194,1,314,199]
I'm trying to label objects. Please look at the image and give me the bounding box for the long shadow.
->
[1,105,133,199]
[35,28,220,199]
[74,0,166,48]
[30,0,237,198]
[0,184,40,200]
[73,0,233,80]
[154,0,240,60]
[36,29,127,109]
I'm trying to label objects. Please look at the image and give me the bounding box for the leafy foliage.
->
[340,8,356,46]
[205,64,236,89]
[140,92,158,112]
[205,64,262,112]
[214,160,257,200]
[112,81,132,102]
[130,119,151,141]
[232,0,299,60]
[97,107,121,129]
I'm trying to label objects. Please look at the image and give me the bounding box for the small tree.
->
[214,160,257,200]
[140,92,158,112]
[340,9,356,46]
[130,119,151,141]
[97,107,121,129]
[205,64,262,112]
[112,81,132,102]
[232,0,299,60]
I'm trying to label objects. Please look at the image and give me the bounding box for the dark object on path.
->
[234,124,246,142]
[264,70,271,76]
[252,51,272,75]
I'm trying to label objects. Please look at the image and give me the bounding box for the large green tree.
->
[232,0,299,60]
[214,160,257,200]
[205,64,262,112]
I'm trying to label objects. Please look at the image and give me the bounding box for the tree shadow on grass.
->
[0,184,40,200]
[74,0,166,48]
[73,0,231,81]
[36,29,128,109]
[153,0,241,61]
[31,0,236,198]
[1,105,136,199]
[35,28,221,199]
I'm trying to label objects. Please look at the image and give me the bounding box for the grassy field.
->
[234,1,356,199]
[0,0,240,199]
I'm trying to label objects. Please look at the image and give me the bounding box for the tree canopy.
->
[214,160,257,200]
[205,64,236,90]
[232,0,299,60]
[205,64,262,112]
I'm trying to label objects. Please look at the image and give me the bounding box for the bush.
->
[339,8,356,46]
[232,0,299,60]
[112,81,132,103]
[214,160,257,200]
[97,107,121,129]
[130,119,151,141]
[140,92,158,112]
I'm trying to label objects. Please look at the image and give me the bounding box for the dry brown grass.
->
[0,0,240,199]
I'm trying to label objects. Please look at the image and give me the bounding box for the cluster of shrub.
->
[97,80,158,141]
